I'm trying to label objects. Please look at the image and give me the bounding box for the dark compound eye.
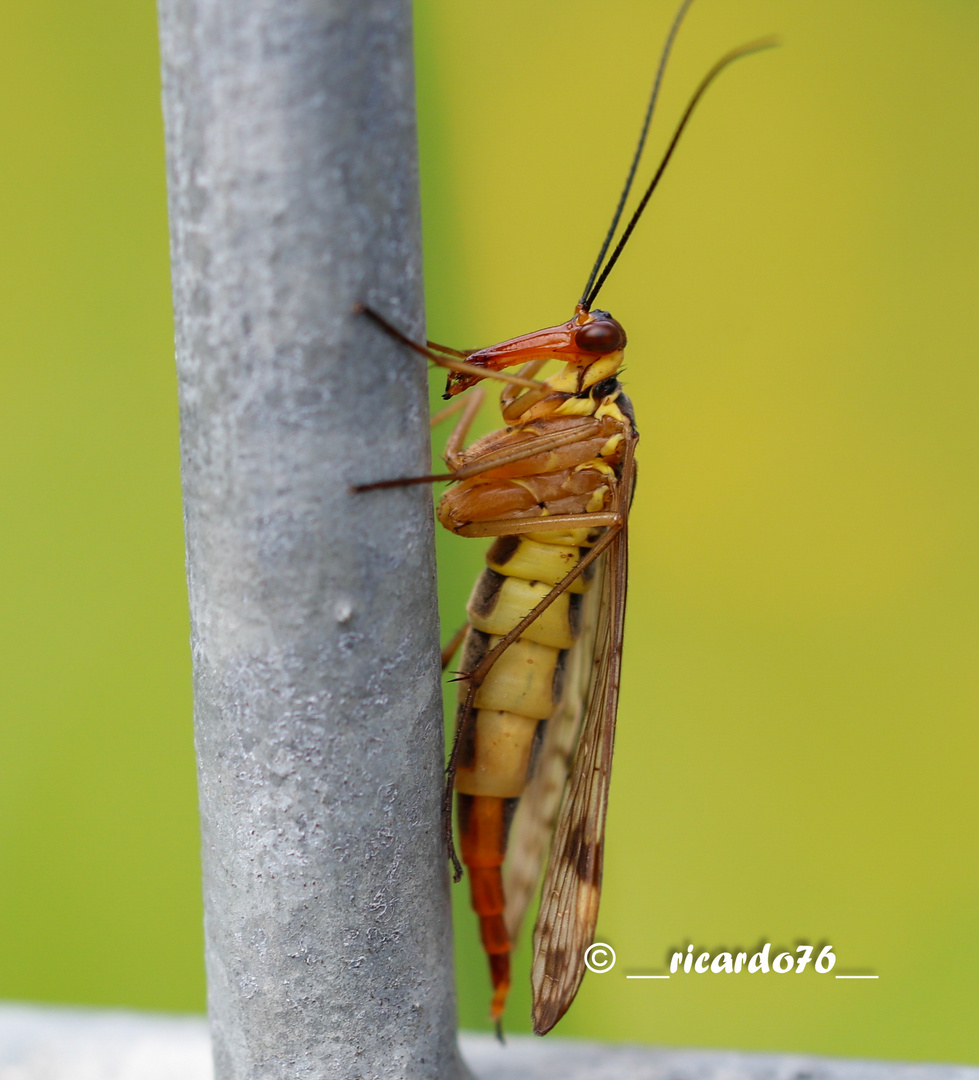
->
[574,317,626,354]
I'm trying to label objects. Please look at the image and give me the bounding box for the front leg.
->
[351,418,604,494]
[441,508,626,880]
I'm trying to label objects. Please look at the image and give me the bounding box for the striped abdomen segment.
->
[455,533,593,1020]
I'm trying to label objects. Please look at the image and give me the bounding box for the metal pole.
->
[157,2,467,1077]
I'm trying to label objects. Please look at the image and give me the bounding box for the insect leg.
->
[440,623,468,671]
[449,422,602,481]
[351,385,483,494]
[427,394,468,429]
[500,359,549,418]
[459,516,625,691]
[351,417,599,494]
[356,304,548,392]
[427,391,478,433]
[445,434,635,868]
[426,339,473,359]
[442,510,626,878]
[444,387,485,469]
[427,389,486,468]
[454,510,619,538]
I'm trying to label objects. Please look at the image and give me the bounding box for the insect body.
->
[356,1,776,1038]
[437,308,637,1034]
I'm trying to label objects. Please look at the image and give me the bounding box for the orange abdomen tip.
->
[458,794,513,1020]
[489,951,510,1021]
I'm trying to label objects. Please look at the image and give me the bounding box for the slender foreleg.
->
[427,394,470,429]
[427,339,473,359]
[448,422,603,480]
[443,388,485,469]
[351,419,603,494]
[500,359,549,418]
[440,623,468,671]
[356,304,547,393]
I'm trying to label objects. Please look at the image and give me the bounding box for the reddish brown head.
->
[444,307,627,397]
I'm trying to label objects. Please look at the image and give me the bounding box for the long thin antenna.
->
[578,0,696,308]
[584,36,779,311]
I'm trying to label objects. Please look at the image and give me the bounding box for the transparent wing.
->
[529,446,634,1036]
[502,552,607,946]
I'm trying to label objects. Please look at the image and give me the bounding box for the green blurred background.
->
[1,0,976,1063]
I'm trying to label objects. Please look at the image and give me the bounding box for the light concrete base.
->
[1,1003,976,1080]
[463,1034,979,1080]
[0,1004,210,1080]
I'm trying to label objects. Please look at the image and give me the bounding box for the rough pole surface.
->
[157,2,466,1078]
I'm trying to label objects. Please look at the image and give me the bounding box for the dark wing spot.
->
[565,819,603,885]
[565,820,585,870]
[468,569,506,620]
[568,592,584,638]
[544,945,568,980]
[576,838,603,885]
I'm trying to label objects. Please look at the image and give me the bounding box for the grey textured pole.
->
[157,3,467,1078]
